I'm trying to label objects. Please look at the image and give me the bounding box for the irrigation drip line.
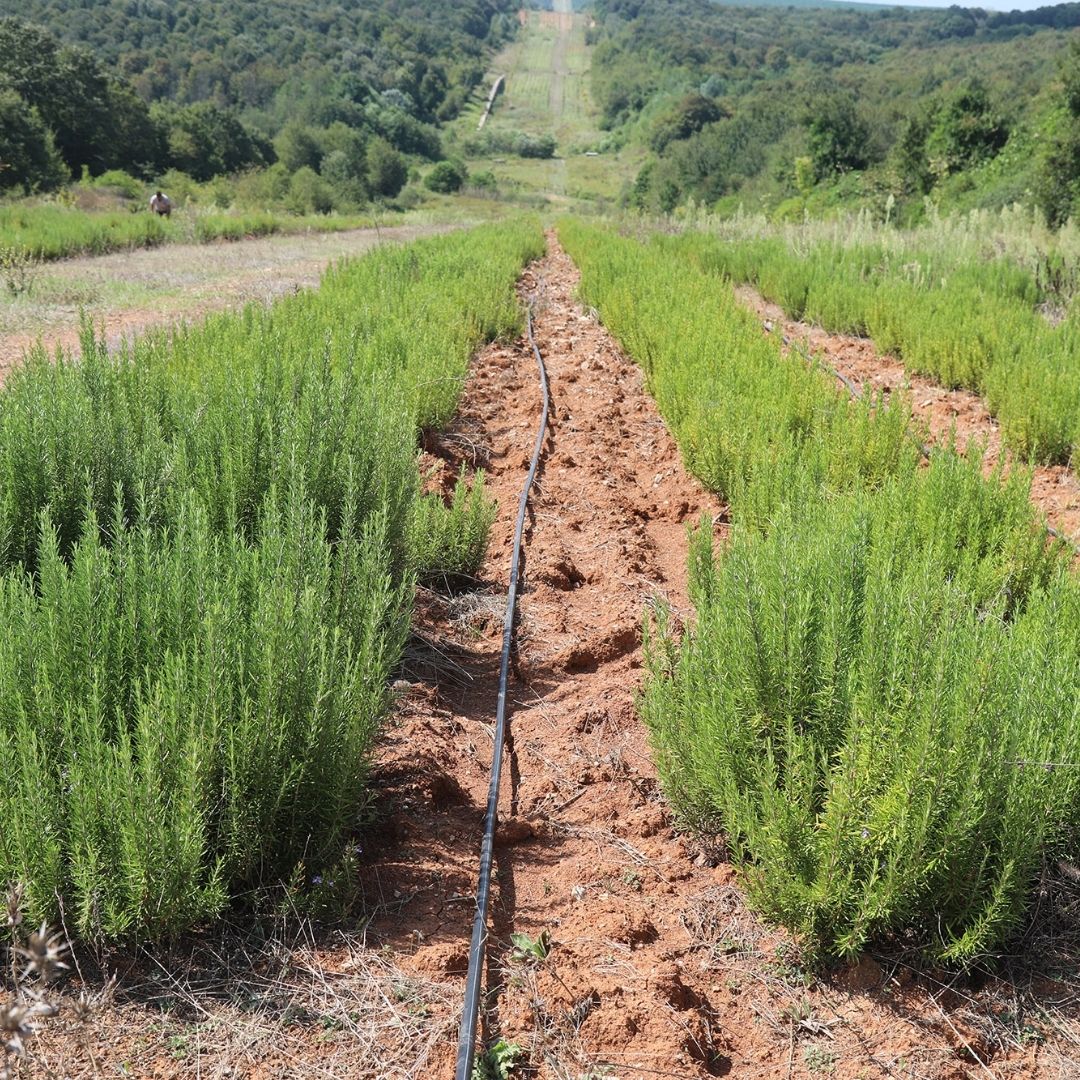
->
[455,301,550,1080]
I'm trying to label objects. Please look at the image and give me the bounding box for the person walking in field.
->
[149,190,171,217]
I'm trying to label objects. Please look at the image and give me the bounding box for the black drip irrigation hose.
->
[455,302,550,1080]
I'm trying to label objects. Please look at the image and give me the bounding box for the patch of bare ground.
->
[21,235,1080,1078]
[735,285,1080,550]
[0,223,449,380]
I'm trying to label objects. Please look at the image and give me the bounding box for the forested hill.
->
[591,0,1080,223]
[2,0,516,125]
[0,0,515,195]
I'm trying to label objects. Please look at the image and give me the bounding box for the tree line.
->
[589,0,1080,223]
[0,0,517,199]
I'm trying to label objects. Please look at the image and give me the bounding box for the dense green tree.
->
[366,137,408,198]
[319,123,368,181]
[274,121,322,174]
[156,102,268,182]
[1038,42,1080,225]
[424,160,466,193]
[0,0,517,130]
[925,79,1009,177]
[805,92,871,179]
[649,94,728,153]
[286,165,334,213]
[0,1,518,187]
[0,17,162,177]
[892,112,936,196]
[512,132,557,159]
[0,87,67,191]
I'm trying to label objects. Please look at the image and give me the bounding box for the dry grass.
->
[31,923,459,1079]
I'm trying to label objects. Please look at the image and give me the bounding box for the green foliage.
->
[472,1040,525,1080]
[589,0,1072,215]
[155,102,268,183]
[0,219,545,939]
[678,229,1080,466]
[650,94,728,154]
[1038,43,1080,226]
[924,79,1010,178]
[424,160,467,194]
[559,222,914,528]
[407,470,497,584]
[1,0,518,127]
[509,929,552,962]
[561,218,1080,962]
[274,121,323,175]
[805,92,872,180]
[0,0,518,193]
[0,88,67,193]
[0,17,163,181]
[0,202,379,262]
[286,166,334,214]
[462,129,558,160]
[643,464,1076,962]
[0,245,40,297]
[88,169,144,200]
[366,138,409,198]
[0,203,170,260]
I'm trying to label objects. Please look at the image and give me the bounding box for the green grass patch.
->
[0,202,385,262]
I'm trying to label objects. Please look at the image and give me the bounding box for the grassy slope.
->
[446,8,644,207]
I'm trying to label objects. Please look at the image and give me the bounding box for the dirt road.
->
[0,223,448,377]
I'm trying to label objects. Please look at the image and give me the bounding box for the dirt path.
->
[362,236,1077,1078]
[735,285,1080,548]
[372,234,724,1076]
[0,223,448,378]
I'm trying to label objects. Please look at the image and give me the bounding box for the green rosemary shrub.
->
[0,485,409,938]
[0,218,544,938]
[408,468,498,585]
[561,217,1079,962]
[675,229,1080,466]
[643,457,1078,961]
[559,220,916,531]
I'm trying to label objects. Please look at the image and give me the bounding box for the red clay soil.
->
[361,236,1078,1078]
[734,285,1080,549]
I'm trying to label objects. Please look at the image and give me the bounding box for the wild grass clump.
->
[560,217,1080,962]
[0,218,544,939]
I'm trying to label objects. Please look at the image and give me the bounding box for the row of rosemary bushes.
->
[675,231,1080,467]
[559,219,1080,963]
[0,202,380,261]
[0,219,544,939]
